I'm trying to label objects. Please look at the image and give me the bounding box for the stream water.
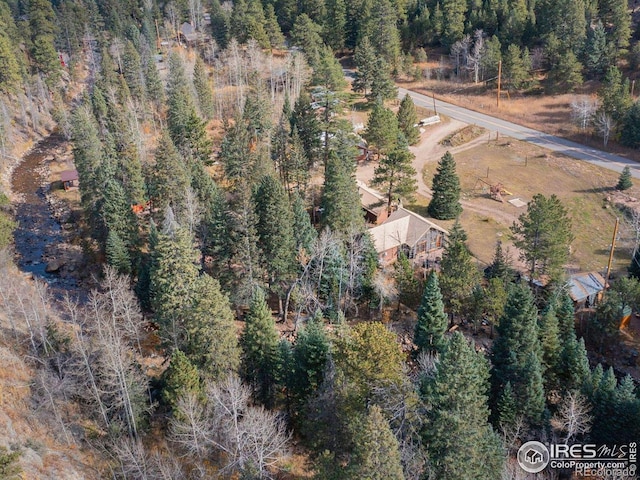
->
[11,133,81,298]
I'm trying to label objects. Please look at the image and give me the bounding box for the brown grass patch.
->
[439,125,486,147]
[414,139,640,274]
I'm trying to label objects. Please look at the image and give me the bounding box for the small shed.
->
[358,181,388,225]
[60,169,79,190]
[568,272,607,308]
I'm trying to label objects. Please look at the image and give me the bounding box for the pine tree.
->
[291,91,321,165]
[353,36,377,97]
[290,14,324,66]
[254,175,297,293]
[599,66,632,121]
[241,288,281,406]
[414,270,448,355]
[496,381,518,429]
[150,227,200,347]
[291,313,330,406]
[441,0,467,47]
[349,406,405,480]
[583,21,610,78]
[192,56,215,120]
[422,333,504,479]
[184,274,240,379]
[292,193,317,255]
[364,101,399,157]
[322,152,366,236]
[439,221,480,319]
[313,44,348,91]
[29,0,61,82]
[511,193,574,281]
[323,0,347,51]
[147,131,191,222]
[621,102,640,149]
[367,0,401,70]
[427,151,462,220]
[503,44,530,91]
[0,34,20,93]
[538,305,561,388]
[485,240,513,283]
[122,40,145,101]
[145,57,165,107]
[491,282,546,425]
[547,50,584,93]
[102,179,138,248]
[162,349,202,412]
[371,134,417,210]
[394,250,422,309]
[616,166,633,190]
[106,230,132,274]
[397,94,420,145]
[368,57,398,102]
[264,3,285,48]
[599,0,632,55]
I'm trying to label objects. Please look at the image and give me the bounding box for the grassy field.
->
[411,138,640,274]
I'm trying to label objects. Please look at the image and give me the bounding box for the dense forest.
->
[0,0,639,478]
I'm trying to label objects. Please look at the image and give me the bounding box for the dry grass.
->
[400,75,640,162]
[411,138,640,274]
[439,125,486,147]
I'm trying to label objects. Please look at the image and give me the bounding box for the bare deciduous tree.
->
[551,391,592,443]
[594,110,616,147]
[570,96,597,132]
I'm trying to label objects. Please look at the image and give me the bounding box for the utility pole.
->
[604,217,620,294]
[497,60,502,108]
[432,92,437,115]
[155,19,161,52]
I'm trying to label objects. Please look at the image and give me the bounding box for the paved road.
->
[398,87,640,179]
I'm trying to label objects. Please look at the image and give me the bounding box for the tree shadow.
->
[573,186,616,194]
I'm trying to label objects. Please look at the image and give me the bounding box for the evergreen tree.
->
[0,34,20,93]
[371,134,417,210]
[122,40,145,101]
[397,94,419,145]
[427,151,462,220]
[583,21,610,78]
[349,406,405,480]
[496,381,518,429]
[367,0,401,70]
[511,194,574,282]
[364,101,399,157]
[439,221,480,319]
[291,313,331,407]
[292,193,317,255]
[241,288,281,406]
[313,44,348,91]
[147,131,191,222]
[422,333,504,479]
[29,0,60,82]
[291,91,321,165]
[485,240,513,283]
[162,349,202,412]
[254,175,297,294]
[599,0,632,55]
[502,44,530,91]
[441,0,467,47]
[192,56,215,120]
[322,151,365,235]
[184,274,240,379]
[323,0,347,51]
[102,179,138,248]
[368,57,398,102]
[620,101,640,149]
[353,36,377,97]
[616,166,633,190]
[598,65,632,121]
[547,50,584,93]
[491,282,545,425]
[394,250,422,309]
[145,57,165,107]
[538,305,561,388]
[150,226,200,348]
[290,14,324,66]
[414,270,448,355]
[243,76,274,139]
[106,230,132,274]
[264,3,285,48]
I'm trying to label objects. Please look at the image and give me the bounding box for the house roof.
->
[568,272,606,302]
[180,22,198,41]
[60,169,79,182]
[358,181,386,215]
[368,207,448,253]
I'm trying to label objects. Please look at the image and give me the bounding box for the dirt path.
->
[356,118,519,226]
